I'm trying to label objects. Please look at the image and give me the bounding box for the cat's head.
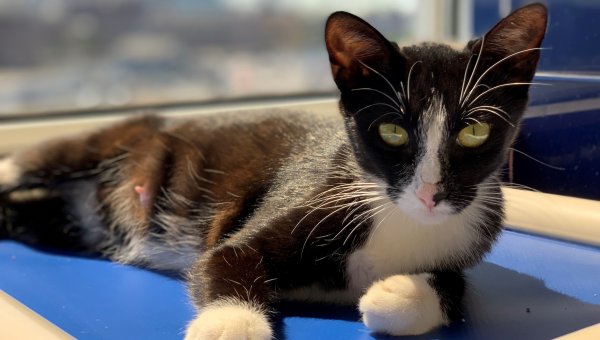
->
[325,4,547,224]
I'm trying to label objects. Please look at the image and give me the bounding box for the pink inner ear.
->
[325,12,392,80]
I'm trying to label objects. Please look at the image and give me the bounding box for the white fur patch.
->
[416,95,446,184]
[0,158,21,187]
[396,179,456,225]
[396,94,452,224]
[359,274,447,336]
[7,188,50,202]
[346,196,480,290]
[185,299,272,340]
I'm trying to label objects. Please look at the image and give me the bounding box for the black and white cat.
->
[0,3,546,339]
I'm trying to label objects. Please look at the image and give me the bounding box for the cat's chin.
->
[395,196,455,226]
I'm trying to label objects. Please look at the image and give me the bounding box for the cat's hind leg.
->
[0,116,164,253]
[358,271,464,336]
[0,115,164,193]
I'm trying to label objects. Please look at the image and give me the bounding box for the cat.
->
[0,3,547,339]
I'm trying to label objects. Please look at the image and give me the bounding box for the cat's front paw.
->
[185,300,272,340]
[358,274,447,336]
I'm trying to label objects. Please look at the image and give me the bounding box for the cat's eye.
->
[457,123,490,148]
[378,123,408,147]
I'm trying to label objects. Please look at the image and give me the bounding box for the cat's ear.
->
[325,12,400,92]
[474,3,547,76]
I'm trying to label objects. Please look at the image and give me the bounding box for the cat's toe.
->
[358,274,447,336]
[0,158,21,190]
[185,300,272,340]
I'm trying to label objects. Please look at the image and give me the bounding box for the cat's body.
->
[0,4,547,339]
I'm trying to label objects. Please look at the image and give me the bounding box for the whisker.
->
[358,60,406,110]
[294,192,381,235]
[464,117,484,126]
[465,82,549,109]
[406,60,422,102]
[465,105,510,120]
[508,148,566,171]
[304,182,379,203]
[351,87,401,110]
[365,203,396,246]
[303,195,381,212]
[355,102,400,116]
[461,36,486,107]
[459,53,476,104]
[461,47,545,107]
[368,112,402,131]
[300,196,384,258]
[466,108,515,127]
[325,200,384,243]
[343,202,391,246]
[498,182,541,193]
[304,189,380,206]
[330,198,387,241]
[399,81,407,100]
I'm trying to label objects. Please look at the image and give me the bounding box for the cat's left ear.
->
[473,3,548,78]
[325,12,401,92]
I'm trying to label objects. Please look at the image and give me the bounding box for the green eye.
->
[378,123,409,147]
[457,122,490,148]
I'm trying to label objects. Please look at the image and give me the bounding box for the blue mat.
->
[1,230,600,339]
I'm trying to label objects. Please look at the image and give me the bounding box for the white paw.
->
[0,158,21,187]
[185,300,272,340]
[358,274,447,336]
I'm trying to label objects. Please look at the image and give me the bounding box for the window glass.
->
[0,0,418,115]
[474,0,600,73]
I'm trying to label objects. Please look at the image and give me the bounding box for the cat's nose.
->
[416,181,436,210]
[416,181,441,211]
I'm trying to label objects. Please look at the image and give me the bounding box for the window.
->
[473,0,600,200]
[0,0,421,115]
[0,0,597,201]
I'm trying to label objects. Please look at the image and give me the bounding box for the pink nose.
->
[416,181,437,211]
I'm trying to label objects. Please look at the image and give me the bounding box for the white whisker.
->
[399,81,407,100]
[368,112,402,131]
[464,117,484,126]
[465,105,510,119]
[460,36,486,107]
[465,82,549,109]
[355,102,400,116]
[508,148,566,171]
[406,60,422,102]
[466,108,515,127]
[351,87,401,110]
[343,202,390,246]
[459,53,476,104]
[358,60,405,110]
[300,196,383,258]
[329,198,387,242]
[461,47,544,107]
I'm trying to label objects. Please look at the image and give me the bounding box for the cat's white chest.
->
[346,201,478,293]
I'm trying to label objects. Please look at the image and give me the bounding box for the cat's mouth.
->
[395,190,456,225]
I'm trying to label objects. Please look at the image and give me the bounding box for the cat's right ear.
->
[325,12,400,92]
